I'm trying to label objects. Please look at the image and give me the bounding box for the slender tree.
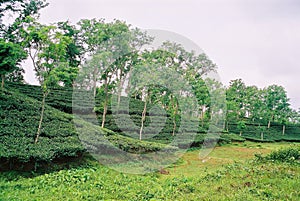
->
[237,120,246,136]
[24,22,72,143]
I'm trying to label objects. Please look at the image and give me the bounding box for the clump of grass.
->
[255,146,300,164]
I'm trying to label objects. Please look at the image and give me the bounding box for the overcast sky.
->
[24,0,300,109]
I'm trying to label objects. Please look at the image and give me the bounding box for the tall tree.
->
[57,21,83,69]
[0,39,26,89]
[1,0,48,42]
[24,22,72,143]
[204,78,226,128]
[237,120,246,136]
[79,20,154,128]
[264,85,290,129]
[226,79,247,120]
[0,0,48,83]
[77,19,129,97]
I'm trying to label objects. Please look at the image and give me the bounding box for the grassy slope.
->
[0,142,299,200]
[164,141,298,177]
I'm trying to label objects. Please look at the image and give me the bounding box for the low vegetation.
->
[1,1,300,200]
[255,145,300,164]
[1,143,299,200]
[0,90,177,171]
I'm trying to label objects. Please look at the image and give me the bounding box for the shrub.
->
[255,146,300,164]
[1,89,180,171]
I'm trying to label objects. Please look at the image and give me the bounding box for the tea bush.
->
[0,90,177,170]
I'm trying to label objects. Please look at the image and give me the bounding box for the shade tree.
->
[23,21,73,143]
[0,39,26,89]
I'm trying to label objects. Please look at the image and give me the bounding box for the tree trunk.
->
[117,82,122,109]
[140,95,147,141]
[226,121,229,132]
[93,82,97,98]
[282,125,285,135]
[172,120,177,137]
[117,73,125,112]
[268,114,274,129]
[261,132,264,141]
[1,74,4,90]
[200,106,205,128]
[93,68,98,97]
[239,131,242,136]
[267,120,271,129]
[101,78,108,128]
[35,92,47,144]
[172,100,178,136]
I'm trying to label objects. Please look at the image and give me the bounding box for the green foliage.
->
[225,79,297,130]
[228,122,300,142]
[57,21,83,68]
[264,85,291,123]
[255,146,300,163]
[0,145,299,200]
[7,81,300,145]
[237,121,246,130]
[0,39,27,88]
[237,120,246,136]
[220,133,246,143]
[7,82,75,113]
[5,67,25,83]
[0,89,180,170]
[0,0,49,42]
[0,90,85,169]
[226,79,247,120]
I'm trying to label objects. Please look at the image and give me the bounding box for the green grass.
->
[164,142,299,177]
[1,142,299,200]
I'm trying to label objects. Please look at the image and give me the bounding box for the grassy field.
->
[162,141,298,178]
[1,142,299,201]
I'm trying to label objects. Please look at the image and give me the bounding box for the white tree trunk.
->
[101,78,108,128]
[117,74,125,111]
[93,68,98,98]
[282,125,286,135]
[267,120,271,129]
[172,101,178,136]
[35,92,47,144]
[140,95,147,140]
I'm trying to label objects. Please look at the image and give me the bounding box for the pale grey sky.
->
[24,0,300,109]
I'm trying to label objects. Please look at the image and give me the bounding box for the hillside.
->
[6,83,247,148]
[0,89,85,170]
[228,122,300,142]
[6,82,300,144]
[0,89,178,171]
